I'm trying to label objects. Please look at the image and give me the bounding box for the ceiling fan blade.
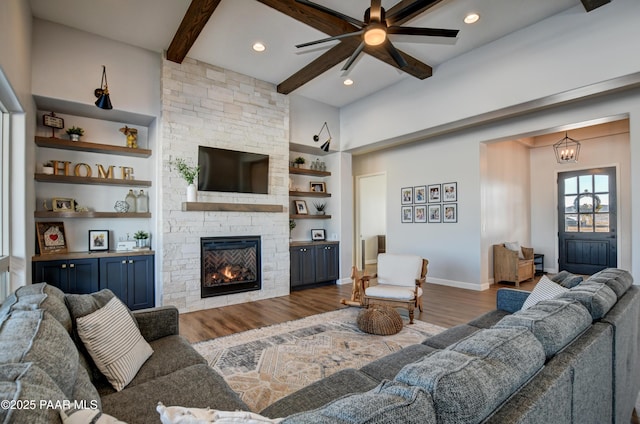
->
[295,0,364,27]
[387,0,443,25]
[384,40,408,68]
[296,30,364,48]
[387,26,459,38]
[369,0,383,21]
[342,41,366,71]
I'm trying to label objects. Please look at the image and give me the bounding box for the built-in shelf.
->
[289,190,331,198]
[34,173,152,187]
[34,211,151,219]
[35,136,152,158]
[290,214,332,219]
[289,167,331,177]
[182,202,284,213]
[32,250,155,262]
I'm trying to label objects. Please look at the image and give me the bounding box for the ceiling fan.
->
[295,0,459,72]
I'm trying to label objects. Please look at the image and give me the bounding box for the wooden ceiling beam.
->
[386,0,446,26]
[277,40,359,94]
[580,0,611,12]
[256,0,359,36]
[166,0,223,63]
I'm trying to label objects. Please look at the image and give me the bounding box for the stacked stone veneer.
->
[161,57,290,312]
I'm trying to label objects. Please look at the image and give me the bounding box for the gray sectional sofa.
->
[0,268,638,423]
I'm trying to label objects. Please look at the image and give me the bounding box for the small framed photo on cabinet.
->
[311,229,326,241]
[36,222,68,255]
[88,230,109,251]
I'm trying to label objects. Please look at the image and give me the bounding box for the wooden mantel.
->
[181,202,284,213]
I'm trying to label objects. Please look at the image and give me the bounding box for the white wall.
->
[289,95,340,150]
[529,121,631,273]
[0,0,34,289]
[358,174,386,265]
[481,140,531,282]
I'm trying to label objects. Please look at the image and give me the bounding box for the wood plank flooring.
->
[179,278,540,343]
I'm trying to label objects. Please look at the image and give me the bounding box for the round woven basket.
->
[357,305,403,335]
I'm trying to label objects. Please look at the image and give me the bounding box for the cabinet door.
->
[315,244,339,283]
[127,255,155,310]
[33,260,70,291]
[68,259,99,294]
[99,256,128,303]
[290,246,315,288]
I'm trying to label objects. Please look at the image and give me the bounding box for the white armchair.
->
[360,253,428,324]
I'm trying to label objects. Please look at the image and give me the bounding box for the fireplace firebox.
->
[201,236,261,298]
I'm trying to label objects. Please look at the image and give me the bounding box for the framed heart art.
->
[36,222,68,255]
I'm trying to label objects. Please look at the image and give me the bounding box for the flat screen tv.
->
[197,146,269,194]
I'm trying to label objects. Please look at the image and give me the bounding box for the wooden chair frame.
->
[493,244,535,287]
[359,258,428,324]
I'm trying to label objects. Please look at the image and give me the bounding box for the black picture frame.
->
[414,186,426,204]
[428,204,442,223]
[401,206,413,223]
[401,187,413,205]
[443,203,457,223]
[311,229,326,241]
[88,230,109,251]
[443,182,458,202]
[414,205,427,223]
[428,184,441,203]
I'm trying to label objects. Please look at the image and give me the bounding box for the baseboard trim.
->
[427,277,490,291]
[337,277,352,286]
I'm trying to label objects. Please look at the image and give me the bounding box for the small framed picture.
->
[443,203,457,223]
[310,182,326,193]
[443,182,457,202]
[414,205,427,223]
[294,200,309,215]
[52,198,75,212]
[414,186,426,204]
[311,229,326,241]
[36,222,68,255]
[401,187,413,205]
[428,204,442,223]
[428,184,441,203]
[88,230,109,251]
[401,206,413,223]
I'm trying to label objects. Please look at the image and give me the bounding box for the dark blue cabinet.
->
[99,255,154,310]
[33,259,99,294]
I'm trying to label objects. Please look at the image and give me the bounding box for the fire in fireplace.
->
[201,236,261,298]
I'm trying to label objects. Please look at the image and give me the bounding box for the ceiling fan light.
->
[464,13,480,24]
[364,26,386,46]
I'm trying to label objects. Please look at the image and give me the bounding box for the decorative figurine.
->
[119,126,138,149]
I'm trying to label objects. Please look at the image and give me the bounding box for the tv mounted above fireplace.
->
[198,145,269,194]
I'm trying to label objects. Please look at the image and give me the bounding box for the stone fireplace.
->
[201,236,261,298]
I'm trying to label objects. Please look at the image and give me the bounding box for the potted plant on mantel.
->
[133,230,149,248]
[66,126,84,142]
[171,157,200,202]
[293,157,305,168]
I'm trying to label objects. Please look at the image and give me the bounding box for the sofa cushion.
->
[281,380,436,424]
[522,275,568,310]
[377,254,423,286]
[0,363,67,424]
[467,310,510,329]
[558,281,617,319]
[494,299,592,358]
[586,268,633,299]
[550,271,583,289]
[0,310,79,398]
[396,328,545,424]
[76,297,153,391]
[360,344,437,382]
[422,324,480,350]
[0,283,72,333]
[261,369,380,419]
[101,364,249,424]
[364,284,422,300]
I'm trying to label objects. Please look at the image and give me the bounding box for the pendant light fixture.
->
[553,132,581,164]
[94,65,113,110]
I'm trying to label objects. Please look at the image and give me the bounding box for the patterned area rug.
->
[193,308,445,412]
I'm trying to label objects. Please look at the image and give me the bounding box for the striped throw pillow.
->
[521,275,568,310]
[76,297,153,391]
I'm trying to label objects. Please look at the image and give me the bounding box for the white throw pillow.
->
[157,402,283,424]
[60,408,126,423]
[521,275,569,310]
[504,241,525,259]
[76,297,153,391]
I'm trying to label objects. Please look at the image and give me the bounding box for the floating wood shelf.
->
[34,173,152,187]
[290,214,332,219]
[182,202,284,213]
[289,190,331,198]
[35,136,152,158]
[289,167,331,177]
[34,211,151,219]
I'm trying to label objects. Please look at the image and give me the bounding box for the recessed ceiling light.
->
[464,13,480,24]
[343,79,354,86]
[252,42,266,52]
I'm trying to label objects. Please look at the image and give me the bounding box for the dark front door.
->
[558,167,617,274]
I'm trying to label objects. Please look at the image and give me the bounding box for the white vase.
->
[187,184,197,202]
[70,134,80,142]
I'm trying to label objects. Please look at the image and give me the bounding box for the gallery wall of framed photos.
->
[401,182,458,224]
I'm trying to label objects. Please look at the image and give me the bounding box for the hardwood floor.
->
[179,278,541,343]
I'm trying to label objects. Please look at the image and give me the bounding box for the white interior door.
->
[356,173,386,271]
